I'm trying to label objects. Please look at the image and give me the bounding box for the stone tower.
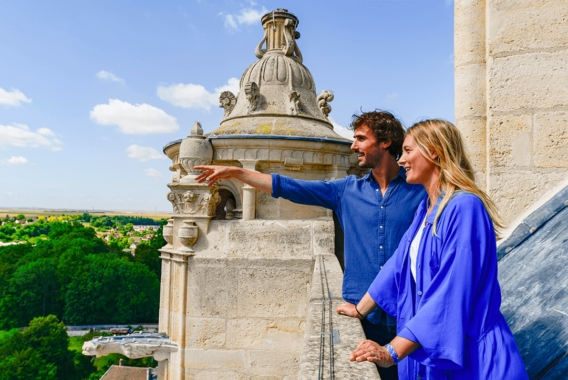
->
[83,9,379,379]
[156,8,372,379]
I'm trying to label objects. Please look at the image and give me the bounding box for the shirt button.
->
[380,246,383,249]
[417,376,422,380]
[380,226,383,229]
[381,206,384,209]
[418,264,421,268]
[417,291,423,296]
[380,266,383,269]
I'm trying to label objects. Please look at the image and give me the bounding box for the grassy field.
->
[0,208,172,220]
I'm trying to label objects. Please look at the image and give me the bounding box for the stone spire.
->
[211,8,346,141]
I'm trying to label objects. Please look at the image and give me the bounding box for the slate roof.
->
[498,185,568,379]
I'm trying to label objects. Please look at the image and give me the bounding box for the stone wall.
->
[159,218,338,379]
[455,0,568,225]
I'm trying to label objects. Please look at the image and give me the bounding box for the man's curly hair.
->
[349,109,405,158]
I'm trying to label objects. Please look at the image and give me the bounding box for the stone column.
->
[454,0,487,190]
[239,159,259,220]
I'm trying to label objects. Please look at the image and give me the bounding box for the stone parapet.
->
[298,254,380,379]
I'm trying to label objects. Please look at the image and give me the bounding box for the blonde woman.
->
[337,120,528,379]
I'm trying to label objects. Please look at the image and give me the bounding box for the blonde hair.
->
[407,119,504,237]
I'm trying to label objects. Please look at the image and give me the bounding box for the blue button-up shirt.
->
[271,168,426,324]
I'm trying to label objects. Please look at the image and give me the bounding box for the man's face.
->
[350,124,390,169]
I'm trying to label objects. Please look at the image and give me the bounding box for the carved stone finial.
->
[190,121,203,136]
[245,82,259,113]
[289,91,301,115]
[256,10,303,63]
[219,91,236,117]
[317,90,334,119]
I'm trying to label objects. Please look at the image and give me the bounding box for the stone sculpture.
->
[317,90,334,119]
[219,91,236,117]
[289,91,301,115]
[245,81,259,113]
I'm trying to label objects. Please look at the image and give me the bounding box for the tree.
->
[16,214,25,220]
[24,315,78,379]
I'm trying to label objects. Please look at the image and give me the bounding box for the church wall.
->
[455,0,568,225]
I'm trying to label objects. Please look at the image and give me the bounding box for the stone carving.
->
[168,189,221,216]
[289,91,301,115]
[167,192,182,214]
[255,28,268,59]
[245,82,259,113]
[82,333,177,362]
[225,198,236,220]
[180,158,210,175]
[162,219,174,250]
[178,220,198,255]
[219,91,236,117]
[317,90,334,119]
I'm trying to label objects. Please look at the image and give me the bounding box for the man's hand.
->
[194,165,273,193]
[336,302,361,318]
[195,165,238,187]
[349,340,394,367]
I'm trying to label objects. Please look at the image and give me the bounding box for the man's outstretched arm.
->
[194,165,272,193]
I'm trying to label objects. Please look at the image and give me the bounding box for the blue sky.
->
[0,0,454,212]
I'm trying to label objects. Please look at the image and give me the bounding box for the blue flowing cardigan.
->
[368,193,528,380]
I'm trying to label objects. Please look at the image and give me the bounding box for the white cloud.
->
[0,124,62,150]
[126,145,166,162]
[0,87,32,106]
[37,128,56,136]
[144,168,164,178]
[157,77,239,111]
[329,117,354,141]
[90,99,179,134]
[96,70,125,84]
[2,156,29,165]
[386,93,399,100]
[222,6,268,30]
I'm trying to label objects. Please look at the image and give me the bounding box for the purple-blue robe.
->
[368,193,528,380]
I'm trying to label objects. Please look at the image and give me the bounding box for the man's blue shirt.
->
[271,168,426,324]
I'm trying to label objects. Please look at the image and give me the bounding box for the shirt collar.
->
[364,166,407,183]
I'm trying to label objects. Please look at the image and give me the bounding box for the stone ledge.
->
[297,254,380,380]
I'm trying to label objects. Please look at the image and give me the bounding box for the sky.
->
[0,0,454,212]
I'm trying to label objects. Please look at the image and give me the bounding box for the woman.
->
[337,120,528,379]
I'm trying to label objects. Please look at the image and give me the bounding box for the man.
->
[195,110,426,380]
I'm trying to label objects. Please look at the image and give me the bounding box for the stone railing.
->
[298,253,380,379]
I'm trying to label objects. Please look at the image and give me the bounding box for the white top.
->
[409,215,428,281]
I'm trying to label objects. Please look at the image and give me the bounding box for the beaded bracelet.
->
[385,343,400,365]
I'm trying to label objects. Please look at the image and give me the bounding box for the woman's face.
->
[399,134,438,186]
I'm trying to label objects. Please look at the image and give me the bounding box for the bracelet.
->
[354,305,365,319]
[385,343,400,365]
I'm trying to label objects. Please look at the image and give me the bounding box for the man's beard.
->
[358,153,382,169]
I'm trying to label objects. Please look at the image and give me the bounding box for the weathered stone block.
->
[487,1,568,56]
[237,267,311,318]
[488,51,568,112]
[455,117,487,172]
[488,168,567,224]
[454,0,486,67]
[227,221,313,258]
[247,350,300,370]
[312,219,335,256]
[534,112,568,168]
[185,317,226,348]
[226,319,304,350]
[186,262,238,317]
[184,349,246,369]
[455,64,487,119]
[488,115,532,167]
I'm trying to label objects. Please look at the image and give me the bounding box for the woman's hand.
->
[336,303,361,318]
[349,340,395,367]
